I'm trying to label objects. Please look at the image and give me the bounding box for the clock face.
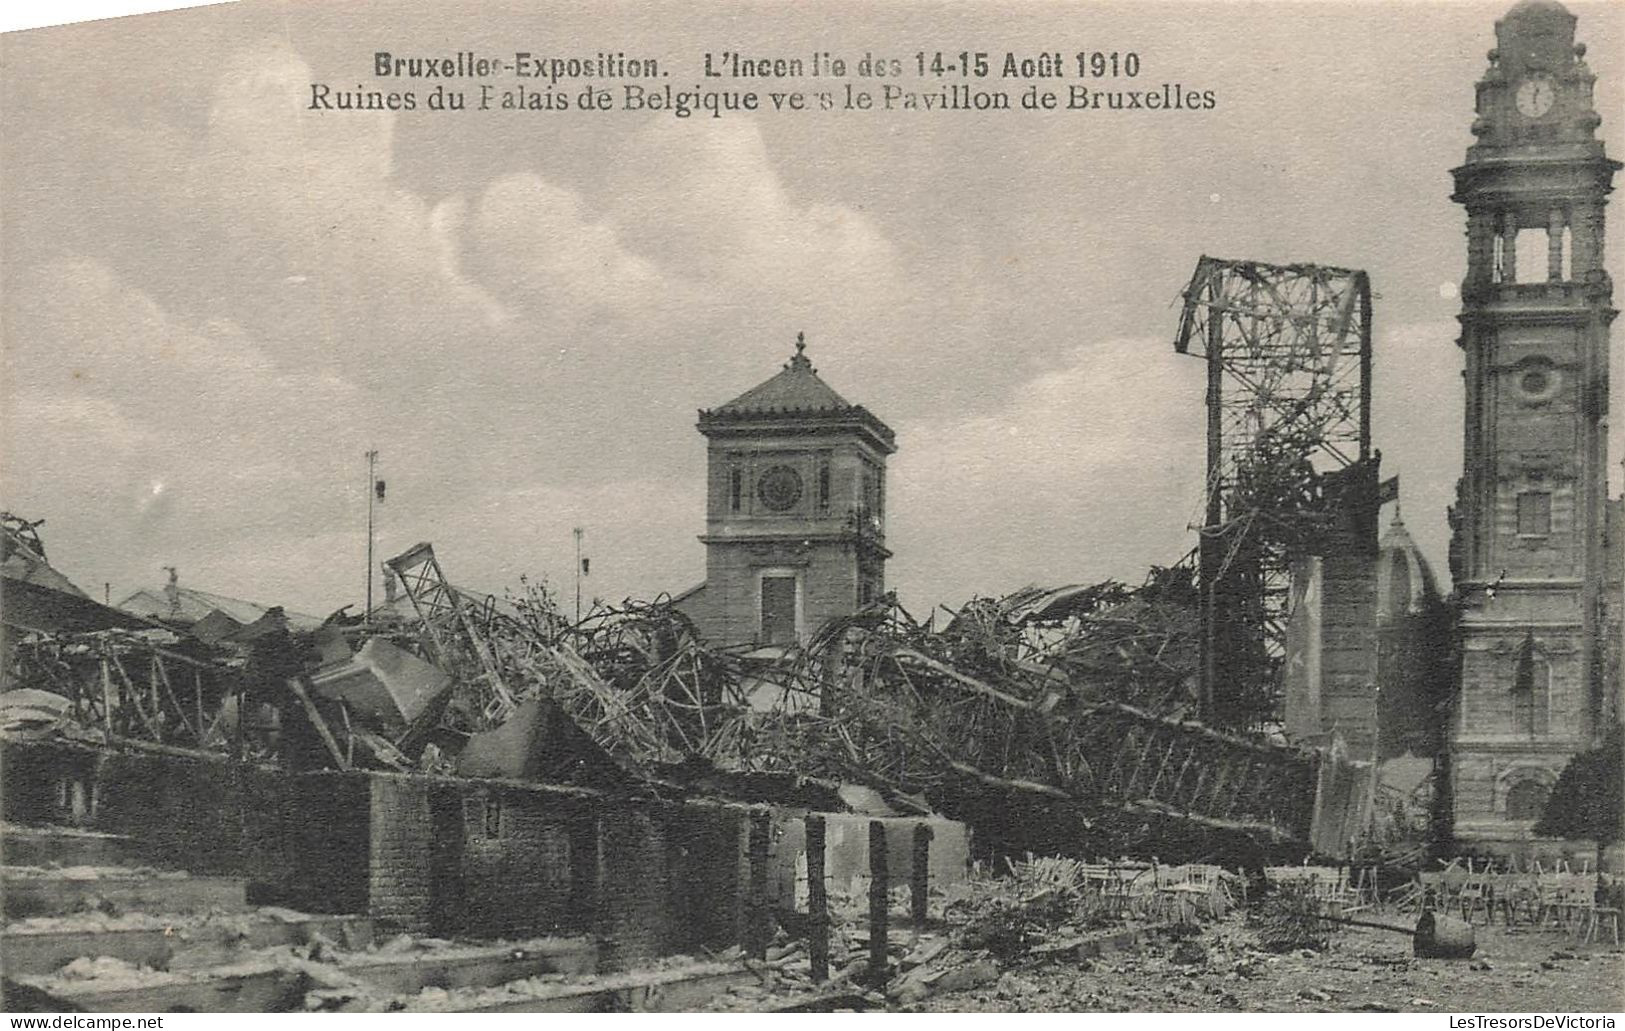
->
[1515,75,1556,118]
[756,465,803,512]
[1514,359,1560,404]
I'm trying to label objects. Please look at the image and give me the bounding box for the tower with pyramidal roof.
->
[679,334,896,648]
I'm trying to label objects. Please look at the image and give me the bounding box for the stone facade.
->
[1448,0,1620,843]
[1281,465,1383,758]
[679,335,896,648]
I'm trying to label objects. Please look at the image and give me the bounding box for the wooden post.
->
[911,822,933,931]
[868,820,889,986]
[99,653,117,743]
[286,676,349,771]
[147,655,161,735]
[749,809,771,961]
[806,814,829,983]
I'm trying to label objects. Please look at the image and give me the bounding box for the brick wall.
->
[367,775,435,932]
[0,740,368,913]
[356,773,753,959]
[594,805,673,966]
[284,772,371,913]
[449,784,576,938]
[2,742,763,962]
[665,805,748,951]
[701,540,862,647]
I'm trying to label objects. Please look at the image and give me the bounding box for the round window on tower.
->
[1513,358,1560,405]
[756,465,803,512]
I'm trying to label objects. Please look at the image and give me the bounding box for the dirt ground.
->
[916,918,1625,1013]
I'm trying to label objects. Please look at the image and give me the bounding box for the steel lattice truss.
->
[8,631,232,750]
[1173,257,1372,731]
[462,584,1317,844]
[384,542,514,729]
[788,602,1318,841]
[3,507,1320,846]
[1176,257,1371,478]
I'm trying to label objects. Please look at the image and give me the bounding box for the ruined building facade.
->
[677,336,895,648]
[1448,0,1620,843]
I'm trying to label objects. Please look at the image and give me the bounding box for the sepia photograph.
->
[1,0,1622,1017]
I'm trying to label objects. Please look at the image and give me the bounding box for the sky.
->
[2,0,1623,621]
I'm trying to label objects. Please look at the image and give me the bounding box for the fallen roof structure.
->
[3,527,1340,854]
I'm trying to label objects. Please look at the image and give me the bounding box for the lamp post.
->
[573,526,584,625]
[365,450,378,624]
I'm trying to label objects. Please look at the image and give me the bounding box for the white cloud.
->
[604,118,900,310]
[470,172,673,316]
[890,336,1208,608]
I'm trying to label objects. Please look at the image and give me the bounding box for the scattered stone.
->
[900,939,948,971]
[1299,987,1332,1003]
[1234,958,1264,979]
[933,957,1000,994]
[1171,940,1208,966]
[339,921,371,952]
[1469,959,1493,971]
[1411,997,1437,1007]
[891,979,928,1006]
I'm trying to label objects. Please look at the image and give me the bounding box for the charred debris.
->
[2,520,1322,866]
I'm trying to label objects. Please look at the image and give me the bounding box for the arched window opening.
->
[1514,227,1547,284]
[1505,778,1549,822]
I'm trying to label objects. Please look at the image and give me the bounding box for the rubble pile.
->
[3,521,1315,848]
[951,858,1115,959]
[1249,880,1333,953]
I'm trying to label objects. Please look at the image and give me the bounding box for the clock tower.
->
[680,335,895,649]
[1449,0,1619,842]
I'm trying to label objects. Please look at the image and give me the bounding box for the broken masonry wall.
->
[437,781,577,940]
[592,804,676,966]
[1308,748,1377,858]
[357,771,755,960]
[1,740,757,958]
[365,775,437,932]
[0,739,370,913]
[284,771,371,914]
[769,812,971,907]
[7,741,986,964]
[665,803,750,954]
[1,739,100,827]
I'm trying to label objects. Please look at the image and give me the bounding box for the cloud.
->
[890,336,1209,608]
[469,172,673,317]
[3,257,364,597]
[0,45,921,612]
[604,118,900,310]
[14,23,1591,623]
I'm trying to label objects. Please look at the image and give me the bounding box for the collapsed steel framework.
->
[1174,257,1373,732]
[8,631,232,752]
[4,543,1327,847]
